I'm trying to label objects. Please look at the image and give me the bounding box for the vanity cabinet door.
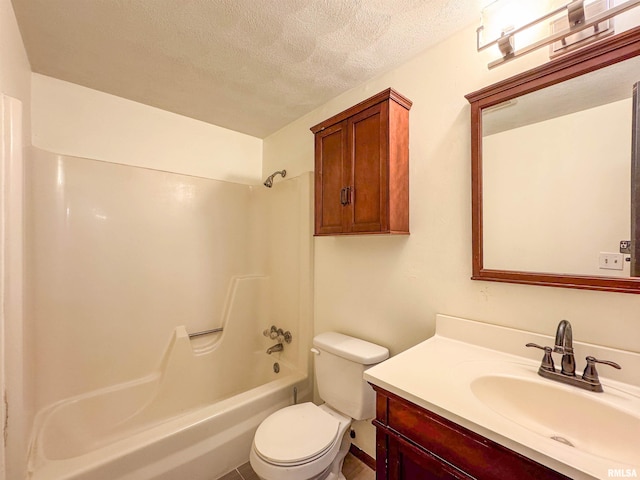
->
[373,386,571,480]
[387,435,472,480]
[311,88,411,236]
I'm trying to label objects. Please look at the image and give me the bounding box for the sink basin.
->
[471,375,640,466]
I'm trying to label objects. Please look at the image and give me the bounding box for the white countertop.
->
[364,314,640,480]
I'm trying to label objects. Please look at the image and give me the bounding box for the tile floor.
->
[342,453,376,480]
[217,453,375,480]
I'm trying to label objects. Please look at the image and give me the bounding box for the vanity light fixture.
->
[477,0,640,68]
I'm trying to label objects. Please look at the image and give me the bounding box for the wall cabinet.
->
[310,89,412,236]
[372,386,571,480]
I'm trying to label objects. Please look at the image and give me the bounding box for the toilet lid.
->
[254,402,340,465]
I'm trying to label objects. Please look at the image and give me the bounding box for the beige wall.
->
[263,23,640,455]
[31,74,263,183]
[0,0,30,135]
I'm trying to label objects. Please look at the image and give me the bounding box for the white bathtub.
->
[27,276,310,480]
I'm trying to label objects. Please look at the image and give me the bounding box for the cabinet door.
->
[374,388,572,480]
[315,121,348,235]
[387,436,472,480]
[347,102,389,233]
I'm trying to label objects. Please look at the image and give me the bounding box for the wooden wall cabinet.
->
[310,89,412,236]
[372,386,571,480]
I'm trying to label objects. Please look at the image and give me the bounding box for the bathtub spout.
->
[266,343,283,354]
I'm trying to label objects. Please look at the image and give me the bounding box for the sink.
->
[471,374,640,466]
[364,315,640,478]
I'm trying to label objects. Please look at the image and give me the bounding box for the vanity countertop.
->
[364,314,640,480]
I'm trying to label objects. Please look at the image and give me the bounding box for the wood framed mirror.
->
[466,26,640,293]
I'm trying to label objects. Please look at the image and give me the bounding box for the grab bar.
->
[188,327,223,339]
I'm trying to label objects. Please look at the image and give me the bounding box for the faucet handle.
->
[582,356,622,383]
[526,343,555,372]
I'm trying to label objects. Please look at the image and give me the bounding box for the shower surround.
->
[25,150,313,479]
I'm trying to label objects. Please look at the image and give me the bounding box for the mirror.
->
[466,26,640,293]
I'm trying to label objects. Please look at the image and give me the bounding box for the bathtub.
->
[27,276,310,480]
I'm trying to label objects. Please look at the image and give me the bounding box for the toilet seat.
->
[253,402,340,466]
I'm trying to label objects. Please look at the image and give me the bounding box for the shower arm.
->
[263,169,287,188]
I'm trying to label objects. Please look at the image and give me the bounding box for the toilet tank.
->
[312,332,389,420]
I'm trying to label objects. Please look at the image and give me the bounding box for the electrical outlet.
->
[620,241,632,254]
[599,252,624,270]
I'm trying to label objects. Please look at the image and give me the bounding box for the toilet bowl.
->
[250,403,351,480]
[249,332,389,480]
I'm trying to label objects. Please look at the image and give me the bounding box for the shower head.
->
[263,170,286,188]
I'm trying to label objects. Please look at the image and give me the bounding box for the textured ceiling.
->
[12,0,481,138]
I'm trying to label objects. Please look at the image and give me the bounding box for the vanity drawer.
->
[375,387,570,480]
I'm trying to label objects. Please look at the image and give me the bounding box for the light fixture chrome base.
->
[477,0,640,69]
[549,0,614,58]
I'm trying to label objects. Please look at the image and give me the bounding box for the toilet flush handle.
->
[310,348,320,355]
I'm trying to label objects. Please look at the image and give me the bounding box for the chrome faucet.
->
[266,343,284,354]
[526,320,621,392]
[553,319,575,376]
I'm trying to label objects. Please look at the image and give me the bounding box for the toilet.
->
[250,332,389,480]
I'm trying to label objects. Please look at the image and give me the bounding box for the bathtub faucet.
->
[266,343,284,354]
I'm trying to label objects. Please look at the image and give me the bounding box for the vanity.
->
[372,386,569,480]
[364,315,640,480]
